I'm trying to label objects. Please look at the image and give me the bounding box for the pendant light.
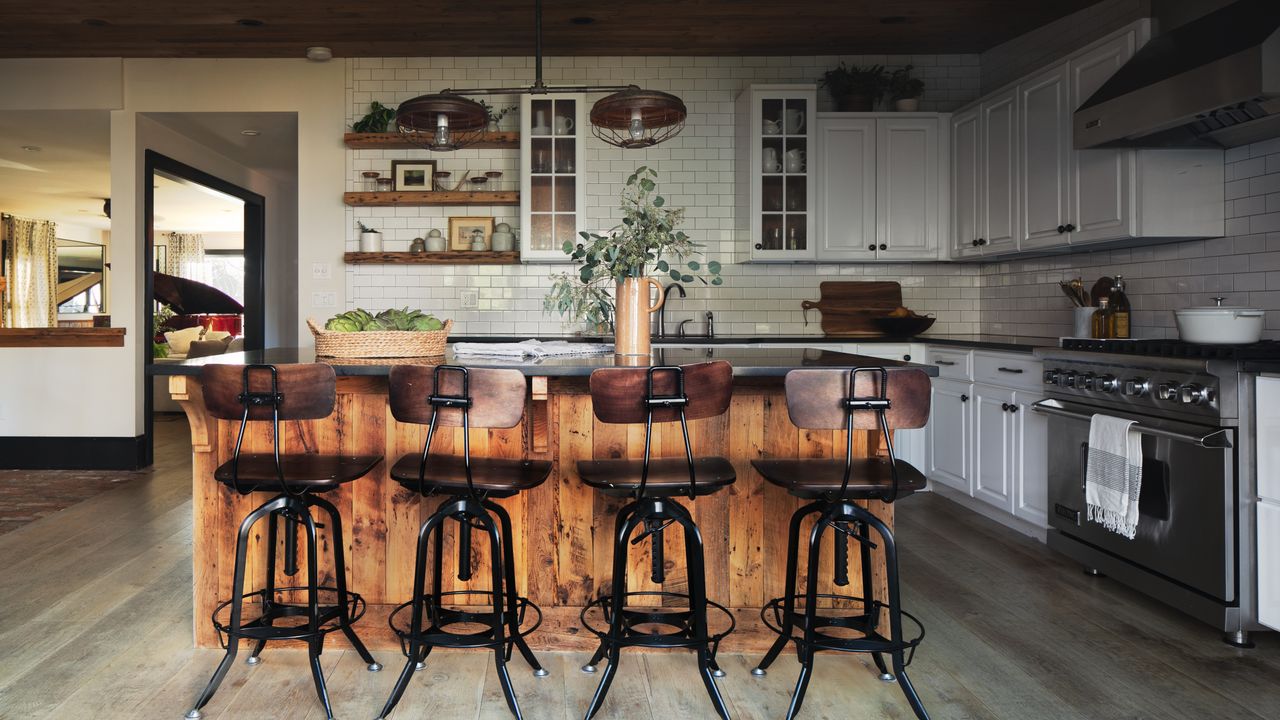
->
[395,0,685,151]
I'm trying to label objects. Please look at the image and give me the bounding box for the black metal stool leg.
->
[673,502,731,720]
[755,501,823,676]
[865,513,930,720]
[479,506,524,720]
[312,494,380,672]
[299,505,335,720]
[246,510,282,668]
[851,518,892,683]
[185,496,285,719]
[785,508,830,720]
[582,503,643,720]
[582,502,638,676]
[487,500,548,677]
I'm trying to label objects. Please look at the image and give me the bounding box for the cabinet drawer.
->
[926,347,972,380]
[974,352,1042,390]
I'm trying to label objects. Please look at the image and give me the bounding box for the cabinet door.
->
[877,117,940,260]
[1012,390,1048,526]
[973,384,1015,512]
[1069,32,1137,244]
[950,108,982,258]
[521,93,587,262]
[1019,64,1071,250]
[750,88,817,261]
[928,379,972,494]
[1260,500,1280,630]
[981,89,1019,254]
[815,117,876,261]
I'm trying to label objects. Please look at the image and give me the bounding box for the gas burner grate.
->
[1060,338,1280,360]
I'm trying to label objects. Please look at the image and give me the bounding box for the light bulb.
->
[628,108,644,142]
[434,113,450,147]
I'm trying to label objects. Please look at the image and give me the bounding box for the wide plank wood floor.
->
[0,416,1276,719]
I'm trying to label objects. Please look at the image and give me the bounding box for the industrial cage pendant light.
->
[395,0,686,151]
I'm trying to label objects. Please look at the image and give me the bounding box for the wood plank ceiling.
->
[0,1,1102,57]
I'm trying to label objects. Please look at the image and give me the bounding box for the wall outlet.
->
[460,289,478,309]
[755,323,772,334]
[311,262,331,280]
[311,291,336,308]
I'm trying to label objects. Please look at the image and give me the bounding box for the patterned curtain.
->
[1,214,58,328]
[165,232,206,281]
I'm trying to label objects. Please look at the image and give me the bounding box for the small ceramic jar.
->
[424,229,446,252]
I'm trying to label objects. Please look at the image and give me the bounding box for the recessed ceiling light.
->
[570,16,595,25]
[240,129,260,136]
[236,18,265,27]
[306,46,333,62]
[81,18,109,27]
[21,145,41,152]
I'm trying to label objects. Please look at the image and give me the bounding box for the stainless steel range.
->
[1032,339,1266,647]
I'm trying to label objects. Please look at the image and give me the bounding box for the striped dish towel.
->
[1085,414,1143,539]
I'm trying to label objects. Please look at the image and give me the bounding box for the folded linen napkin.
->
[452,340,614,358]
[1085,413,1143,539]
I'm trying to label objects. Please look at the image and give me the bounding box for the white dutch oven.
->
[1174,297,1265,344]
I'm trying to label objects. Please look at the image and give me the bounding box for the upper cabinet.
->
[520,93,587,262]
[812,113,947,262]
[736,85,817,261]
[950,20,1225,260]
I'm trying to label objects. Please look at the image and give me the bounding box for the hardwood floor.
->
[0,417,1275,719]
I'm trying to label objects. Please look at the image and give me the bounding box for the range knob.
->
[1074,372,1095,390]
[1043,369,1060,385]
[1059,371,1077,388]
[1123,377,1150,397]
[1156,382,1180,401]
[1179,383,1215,406]
[1095,374,1119,393]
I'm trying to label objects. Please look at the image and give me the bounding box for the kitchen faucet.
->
[655,282,685,337]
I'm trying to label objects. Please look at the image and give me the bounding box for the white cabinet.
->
[1069,33,1136,244]
[815,117,876,261]
[1260,500,1280,631]
[973,384,1015,511]
[520,93,588,262]
[1018,63,1071,251]
[981,89,1019,254]
[1255,376,1280,630]
[814,113,946,262]
[929,378,973,494]
[736,84,817,261]
[950,107,982,259]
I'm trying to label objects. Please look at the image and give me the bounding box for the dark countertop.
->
[149,346,938,378]
[445,333,1055,354]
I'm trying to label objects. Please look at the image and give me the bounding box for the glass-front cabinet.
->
[736,84,817,261]
[520,93,587,262]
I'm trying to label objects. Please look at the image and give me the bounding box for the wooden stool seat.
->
[752,457,926,500]
[579,456,736,497]
[214,454,382,492]
[389,453,552,497]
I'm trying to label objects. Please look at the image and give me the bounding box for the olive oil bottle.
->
[1109,275,1131,339]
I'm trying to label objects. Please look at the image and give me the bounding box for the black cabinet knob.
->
[754,243,763,250]
[977,238,987,246]
[1009,404,1019,413]
[971,239,979,247]
[868,244,877,251]
[1057,225,1066,234]
[1065,223,1076,232]
[1001,402,1010,411]
[903,354,911,361]
[879,243,887,250]
[960,394,969,402]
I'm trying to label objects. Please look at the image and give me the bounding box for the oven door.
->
[1036,399,1236,603]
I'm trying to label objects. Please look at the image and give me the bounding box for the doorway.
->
[143,150,265,465]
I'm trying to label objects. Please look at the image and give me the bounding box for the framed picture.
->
[448,216,494,251]
[390,160,436,192]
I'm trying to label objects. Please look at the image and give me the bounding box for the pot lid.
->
[1176,296,1264,314]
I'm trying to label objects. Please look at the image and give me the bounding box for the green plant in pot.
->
[544,167,722,355]
[888,65,925,112]
[352,101,397,133]
[820,63,887,112]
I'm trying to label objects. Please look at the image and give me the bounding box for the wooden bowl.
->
[871,315,936,338]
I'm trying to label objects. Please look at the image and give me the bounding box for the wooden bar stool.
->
[577,361,737,720]
[376,365,552,720]
[751,367,932,720]
[186,364,383,720]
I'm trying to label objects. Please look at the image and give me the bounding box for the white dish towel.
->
[451,339,614,358]
[1085,413,1144,539]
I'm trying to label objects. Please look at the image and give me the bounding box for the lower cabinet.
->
[973,384,1015,510]
[928,378,972,494]
[1260,500,1280,631]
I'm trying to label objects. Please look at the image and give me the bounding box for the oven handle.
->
[1029,401,1232,449]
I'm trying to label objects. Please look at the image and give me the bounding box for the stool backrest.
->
[388,366,527,428]
[784,368,931,430]
[589,361,733,425]
[202,363,337,421]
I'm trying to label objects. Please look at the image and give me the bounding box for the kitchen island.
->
[153,346,936,652]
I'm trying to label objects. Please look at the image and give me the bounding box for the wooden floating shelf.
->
[343,190,519,207]
[344,131,520,149]
[344,251,521,265]
[0,327,126,347]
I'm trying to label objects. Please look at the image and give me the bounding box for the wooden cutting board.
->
[801,281,903,336]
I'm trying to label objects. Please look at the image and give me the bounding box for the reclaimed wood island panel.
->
[159,347,934,653]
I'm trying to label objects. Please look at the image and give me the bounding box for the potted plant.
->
[820,63,887,111]
[888,65,925,112]
[545,167,722,355]
[478,100,518,132]
[352,101,397,133]
[357,220,382,252]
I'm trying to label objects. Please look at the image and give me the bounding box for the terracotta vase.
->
[613,276,665,358]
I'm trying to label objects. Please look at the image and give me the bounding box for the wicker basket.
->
[307,318,451,358]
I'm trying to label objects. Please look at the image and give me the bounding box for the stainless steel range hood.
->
[1074,0,1280,149]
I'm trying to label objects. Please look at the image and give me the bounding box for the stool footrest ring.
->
[211,586,365,647]
[760,593,925,665]
[580,591,736,649]
[388,589,543,655]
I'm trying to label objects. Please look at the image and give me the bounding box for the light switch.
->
[460,289,478,309]
[312,291,336,308]
[311,262,331,279]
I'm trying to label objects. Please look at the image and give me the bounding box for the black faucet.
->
[655,282,686,337]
